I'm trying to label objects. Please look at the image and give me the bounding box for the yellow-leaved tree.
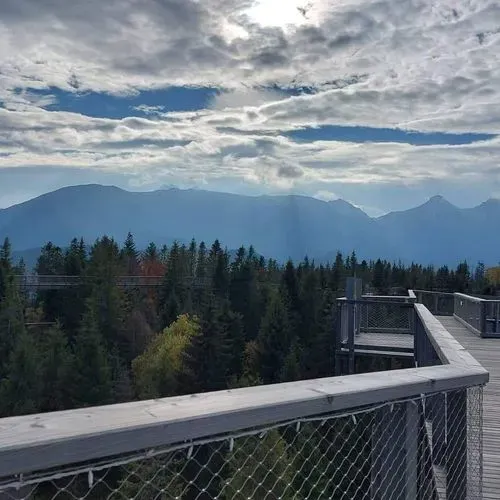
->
[116,314,201,500]
[486,266,500,286]
[132,313,200,399]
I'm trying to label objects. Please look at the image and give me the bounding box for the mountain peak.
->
[482,197,500,206]
[422,195,456,209]
[428,194,447,203]
[328,198,368,217]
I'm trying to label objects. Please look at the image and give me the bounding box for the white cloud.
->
[314,190,339,201]
[1,0,500,212]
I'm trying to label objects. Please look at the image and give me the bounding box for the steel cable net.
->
[1,387,483,500]
[358,302,414,334]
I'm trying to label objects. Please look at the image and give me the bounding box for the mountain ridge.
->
[1,184,499,265]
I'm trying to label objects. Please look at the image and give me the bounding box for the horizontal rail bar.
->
[413,290,455,297]
[454,292,500,304]
[415,304,486,369]
[0,365,487,478]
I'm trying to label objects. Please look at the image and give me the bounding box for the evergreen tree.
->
[36,242,66,322]
[0,331,41,416]
[121,232,140,275]
[182,296,233,393]
[86,237,127,357]
[38,322,74,412]
[70,298,112,407]
[256,292,292,383]
[0,239,25,378]
[230,251,260,341]
[279,339,302,382]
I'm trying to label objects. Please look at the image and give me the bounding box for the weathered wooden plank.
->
[0,362,487,478]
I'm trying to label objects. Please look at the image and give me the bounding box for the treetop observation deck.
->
[1,286,500,498]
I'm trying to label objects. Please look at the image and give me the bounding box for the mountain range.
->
[1,184,499,266]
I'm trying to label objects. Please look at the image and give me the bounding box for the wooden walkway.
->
[437,316,500,500]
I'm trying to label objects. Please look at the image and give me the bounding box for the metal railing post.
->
[405,401,419,499]
[430,393,446,466]
[334,302,342,376]
[372,402,418,500]
[480,301,487,337]
[447,389,467,500]
[347,301,355,375]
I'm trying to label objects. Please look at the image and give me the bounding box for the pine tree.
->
[38,322,74,411]
[36,242,66,322]
[279,339,302,382]
[121,232,140,275]
[230,251,260,341]
[86,237,127,356]
[0,331,42,416]
[183,296,233,392]
[219,301,245,378]
[256,292,292,383]
[70,298,112,407]
[0,238,25,378]
[61,238,89,335]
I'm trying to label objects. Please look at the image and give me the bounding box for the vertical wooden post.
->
[434,294,439,315]
[447,390,467,500]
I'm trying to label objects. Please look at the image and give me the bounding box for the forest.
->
[0,233,493,417]
[0,234,497,498]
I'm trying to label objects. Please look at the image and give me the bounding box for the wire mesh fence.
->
[415,291,455,316]
[0,386,483,500]
[358,300,414,335]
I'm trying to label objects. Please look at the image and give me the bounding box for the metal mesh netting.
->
[358,301,414,334]
[0,387,483,500]
[416,292,455,317]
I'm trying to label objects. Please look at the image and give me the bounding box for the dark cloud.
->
[250,51,288,68]
[277,164,303,178]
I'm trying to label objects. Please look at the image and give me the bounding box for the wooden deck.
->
[340,332,414,360]
[354,332,413,351]
[437,316,500,500]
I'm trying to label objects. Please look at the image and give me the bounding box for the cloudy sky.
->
[1,0,499,215]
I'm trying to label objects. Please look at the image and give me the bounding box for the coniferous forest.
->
[0,233,493,417]
[0,234,498,499]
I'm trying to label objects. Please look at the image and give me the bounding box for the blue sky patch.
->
[14,86,221,118]
[285,125,496,146]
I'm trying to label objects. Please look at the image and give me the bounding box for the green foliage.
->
[70,298,112,407]
[0,332,41,416]
[38,322,74,411]
[132,313,200,398]
[222,430,299,500]
[1,232,490,420]
[256,292,292,383]
[182,297,234,392]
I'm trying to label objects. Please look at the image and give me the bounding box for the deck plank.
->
[437,316,500,499]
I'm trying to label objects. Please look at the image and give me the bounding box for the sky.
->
[1,0,500,216]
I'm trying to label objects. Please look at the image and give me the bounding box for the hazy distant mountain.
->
[1,185,499,265]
